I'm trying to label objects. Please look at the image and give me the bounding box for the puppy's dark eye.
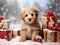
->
[25,14,28,17]
[31,14,34,16]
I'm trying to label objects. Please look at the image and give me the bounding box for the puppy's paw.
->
[19,39,26,42]
[19,38,26,42]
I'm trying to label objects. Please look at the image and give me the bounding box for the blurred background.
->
[0,0,60,29]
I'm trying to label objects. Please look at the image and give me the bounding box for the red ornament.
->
[34,35,42,43]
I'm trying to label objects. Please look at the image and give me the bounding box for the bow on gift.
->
[48,26,60,31]
[0,16,5,22]
[44,11,56,30]
[45,11,56,22]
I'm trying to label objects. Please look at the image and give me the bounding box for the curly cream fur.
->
[19,7,41,41]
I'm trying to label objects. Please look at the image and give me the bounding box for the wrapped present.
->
[43,29,48,42]
[48,17,55,29]
[34,35,42,43]
[0,29,3,39]
[47,30,57,42]
[42,16,48,29]
[48,26,60,31]
[0,29,12,41]
[0,23,3,29]
[12,31,18,38]
[43,29,60,42]
[5,29,12,41]
[1,20,10,29]
[12,29,19,38]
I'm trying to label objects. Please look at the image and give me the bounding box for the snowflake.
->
[4,5,6,7]
[49,6,52,8]
[42,6,48,11]
[6,9,8,12]
[14,11,16,13]
[9,16,16,21]
[3,12,6,15]
[1,7,4,11]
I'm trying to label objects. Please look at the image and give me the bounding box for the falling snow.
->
[1,7,4,11]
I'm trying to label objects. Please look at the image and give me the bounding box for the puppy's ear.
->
[32,7,40,16]
[19,11,25,20]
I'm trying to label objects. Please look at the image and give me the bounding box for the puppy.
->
[19,7,41,41]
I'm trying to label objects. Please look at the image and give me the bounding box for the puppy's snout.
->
[29,18,31,21]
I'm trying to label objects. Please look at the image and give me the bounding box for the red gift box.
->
[0,29,4,39]
[5,30,12,41]
[0,29,13,41]
[1,30,7,39]
[43,29,60,42]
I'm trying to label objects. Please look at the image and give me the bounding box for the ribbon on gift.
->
[44,29,60,42]
[54,31,57,42]
[45,11,56,22]
[47,29,58,42]
[0,16,5,22]
[44,11,56,29]
[47,26,60,32]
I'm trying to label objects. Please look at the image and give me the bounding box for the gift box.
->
[43,29,48,42]
[0,29,4,39]
[42,16,48,29]
[5,30,12,41]
[0,29,12,41]
[1,20,10,29]
[47,30,57,42]
[12,31,18,38]
[12,29,19,38]
[0,23,3,29]
[43,29,60,42]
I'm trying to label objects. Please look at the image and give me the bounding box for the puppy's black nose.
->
[29,19,31,21]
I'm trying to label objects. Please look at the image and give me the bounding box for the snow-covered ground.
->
[0,36,60,45]
[0,21,60,45]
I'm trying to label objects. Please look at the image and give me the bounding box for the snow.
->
[0,36,60,45]
[1,7,4,11]
[0,36,41,45]
[3,12,6,15]
[10,23,20,29]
